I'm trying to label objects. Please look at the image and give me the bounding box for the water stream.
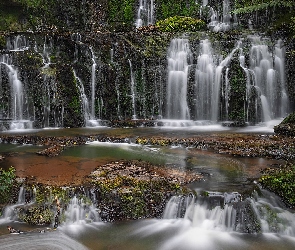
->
[0,133,294,249]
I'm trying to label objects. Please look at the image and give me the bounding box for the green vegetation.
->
[93,175,183,220]
[259,164,295,206]
[0,0,26,31]
[0,167,16,204]
[18,205,54,225]
[280,111,295,124]
[156,16,206,32]
[157,0,200,20]
[233,0,295,36]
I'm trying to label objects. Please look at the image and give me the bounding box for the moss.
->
[281,112,295,124]
[18,205,54,225]
[259,164,295,207]
[0,167,16,204]
[156,16,206,32]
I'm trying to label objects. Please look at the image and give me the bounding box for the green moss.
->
[281,112,295,124]
[18,205,54,225]
[259,164,295,206]
[156,16,206,32]
[0,167,16,204]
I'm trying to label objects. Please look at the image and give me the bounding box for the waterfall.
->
[249,36,288,121]
[166,38,192,120]
[6,34,29,51]
[87,47,101,126]
[0,54,32,130]
[0,186,34,222]
[208,0,232,32]
[128,60,137,120]
[73,70,91,125]
[39,37,62,128]
[89,47,97,119]
[62,196,100,225]
[135,0,155,28]
[194,39,242,122]
[194,39,216,120]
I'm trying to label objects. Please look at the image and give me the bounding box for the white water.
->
[128,59,137,120]
[249,36,289,121]
[0,186,29,222]
[39,37,64,128]
[72,69,102,127]
[135,0,155,28]
[86,47,102,127]
[62,196,100,226]
[194,39,217,120]
[0,55,32,130]
[6,35,29,51]
[207,0,232,32]
[166,38,192,120]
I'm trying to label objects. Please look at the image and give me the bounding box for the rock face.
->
[274,112,295,136]
[88,160,200,221]
[1,31,292,129]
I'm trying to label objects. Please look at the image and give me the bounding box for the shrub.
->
[156,16,206,32]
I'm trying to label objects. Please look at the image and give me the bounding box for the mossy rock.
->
[274,112,295,136]
[259,164,295,207]
[18,205,54,225]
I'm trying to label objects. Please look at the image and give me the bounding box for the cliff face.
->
[0,1,295,129]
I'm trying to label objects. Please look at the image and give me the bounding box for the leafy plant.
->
[156,16,206,32]
[0,167,16,204]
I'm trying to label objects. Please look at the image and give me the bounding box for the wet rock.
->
[88,160,201,221]
[36,145,65,157]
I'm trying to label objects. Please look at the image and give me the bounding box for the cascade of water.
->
[128,59,137,120]
[166,38,192,120]
[73,70,91,125]
[89,47,97,119]
[62,196,100,225]
[163,191,295,236]
[1,186,27,221]
[6,35,29,51]
[249,36,288,122]
[135,0,155,28]
[194,39,242,122]
[0,55,32,130]
[208,0,232,32]
[275,39,289,117]
[194,39,216,120]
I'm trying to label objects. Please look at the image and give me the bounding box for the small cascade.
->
[135,0,155,28]
[87,47,101,127]
[39,37,63,128]
[6,34,29,51]
[128,60,137,120]
[166,38,192,120]
[208,0,232,32]
[163,191,295,236]
[73,70,91,125]
[0,186,33,222]
[62,196,100,225]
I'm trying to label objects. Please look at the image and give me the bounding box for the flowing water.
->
[0,128,294,249]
